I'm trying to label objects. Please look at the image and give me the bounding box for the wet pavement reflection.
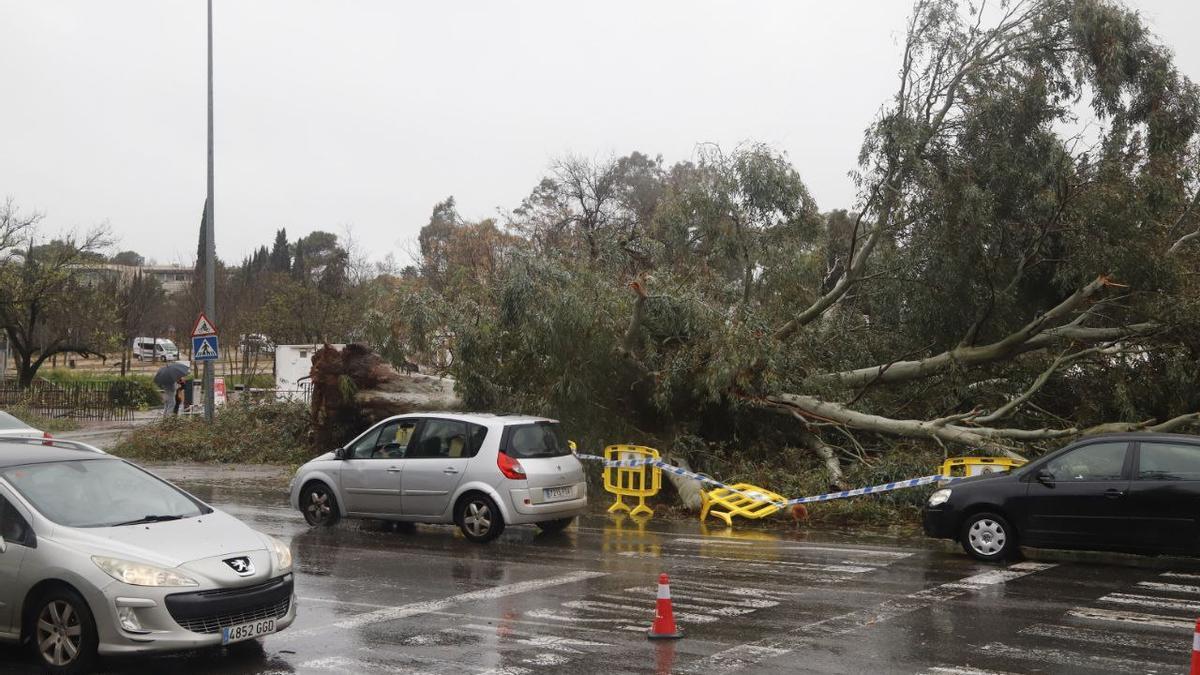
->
[2,467,1197,673]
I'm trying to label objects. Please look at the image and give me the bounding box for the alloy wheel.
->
[463,501,492,537]
[968,518,1006,556]
[307,489,332,524]
[37,600,81,667]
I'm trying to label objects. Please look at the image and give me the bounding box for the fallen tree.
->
[309,343,460,450]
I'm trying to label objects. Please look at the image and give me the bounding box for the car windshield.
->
[506,422,570,459]
[1,459,209,528]
[0,412,31,431]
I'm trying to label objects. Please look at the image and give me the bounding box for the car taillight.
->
[497,451,526,480]
[42,431,53,446]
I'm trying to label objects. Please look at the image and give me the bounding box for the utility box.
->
[274,344,344,401]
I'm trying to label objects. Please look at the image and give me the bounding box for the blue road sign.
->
[192,335,219,361]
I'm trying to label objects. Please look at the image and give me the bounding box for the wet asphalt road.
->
[3,466,1198,674]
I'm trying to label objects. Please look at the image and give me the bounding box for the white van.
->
[132,337,180,361]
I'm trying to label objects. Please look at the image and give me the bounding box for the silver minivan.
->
[0,439,295,674]
[289,413,587,543]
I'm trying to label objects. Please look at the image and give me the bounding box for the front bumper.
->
[96,574,296,656]
[922,506,959,540]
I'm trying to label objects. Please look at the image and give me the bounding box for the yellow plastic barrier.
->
[604,445,661,518]
[939,456,1027,479]
[700,483,786,527]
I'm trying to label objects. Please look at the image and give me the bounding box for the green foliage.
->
[35,371,161,409]
[113,400,312,464]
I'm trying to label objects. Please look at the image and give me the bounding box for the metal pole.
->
[203,0,216,422]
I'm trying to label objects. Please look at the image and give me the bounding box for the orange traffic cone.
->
[647,573,684,639]
[1191,618,1200,675]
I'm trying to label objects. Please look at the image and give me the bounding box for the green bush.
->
[113,400,315,465]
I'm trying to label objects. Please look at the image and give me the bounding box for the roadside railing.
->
[0,380,136,421]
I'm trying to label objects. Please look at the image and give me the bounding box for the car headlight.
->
[927,488,952,507]
[92,556,199,587]
[269,536,293,572]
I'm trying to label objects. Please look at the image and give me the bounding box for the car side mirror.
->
[1036,469,1055,486]
[334,447,347,460]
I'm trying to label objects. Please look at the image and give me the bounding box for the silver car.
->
[290,413,587,543]
[0,439,296,674]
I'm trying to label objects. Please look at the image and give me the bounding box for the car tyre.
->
[301,482,341,527]
[457,493,504,544]
[960,512,1017,562]
[29,587,98,675]
[535,517,574,534]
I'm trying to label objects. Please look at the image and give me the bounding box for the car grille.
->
[174,597,290,634]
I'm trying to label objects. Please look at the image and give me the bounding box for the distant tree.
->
[112,271,165,375]
[0,215,114,387]
[268,228,290,273]
[110,250,145,267]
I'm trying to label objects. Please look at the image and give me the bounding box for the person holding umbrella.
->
[154,362,190,416]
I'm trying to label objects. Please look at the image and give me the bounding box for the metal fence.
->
[0,380,137,421]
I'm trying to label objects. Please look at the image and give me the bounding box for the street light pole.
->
[204,0,216,422]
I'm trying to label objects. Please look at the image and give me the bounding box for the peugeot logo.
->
[224,557,255,577]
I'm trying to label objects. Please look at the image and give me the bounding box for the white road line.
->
[617,550,876,574]
[297,656,431,674]
[298,595,393,609]
[1137,581,1200,595]
[678,562,1056,674]
[1067,607,1196,631]
[284,571,606,638]
[1100,592,1200,613]
[524,609,630,624]
[978,642,1176,673]
[618,588,780,608]
[561,600,717,624]
[1161,571,1200,582]
[668,538,915,559]
[1020,623,1184,653]
[921,662,1017,667]
[455,624,610,653]
[590,592,759,617]
[669,580,804,599]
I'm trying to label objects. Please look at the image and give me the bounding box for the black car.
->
[923,433,1200,561]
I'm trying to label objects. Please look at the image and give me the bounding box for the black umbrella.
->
[153,362,191,389]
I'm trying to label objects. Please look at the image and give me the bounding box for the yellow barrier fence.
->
[939,456,1026,479]
[700,483,787,527]
[603,444,661,518]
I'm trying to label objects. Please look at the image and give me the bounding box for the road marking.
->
[978,642,1176,672]
[1161,571,1200,582]
[299,595,393,609]
[617,550,876,574]
[283,571,606,638]
[1067,607,1196,630]
[297,656,429,674]
[614,588,780,609]
[590,592,758,616]
[1136,581,1200,595]
[667,538,915,559]
[454,624,609,653]
[678,562,1056,673]
[921,662,1017,667]
[1020,623,1184,653]
[561,600,718,624]
[525,609,630,624]
[1100,592,1200,613]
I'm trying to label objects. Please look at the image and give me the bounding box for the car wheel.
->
[535,517,574,534]
[960,512,1017,562]
[301,482,341,527]
[30,587,98,675]
[457,494,505,543]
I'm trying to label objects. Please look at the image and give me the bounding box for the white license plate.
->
[544,486,572,501]
[221,618,276,645]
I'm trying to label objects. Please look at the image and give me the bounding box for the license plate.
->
[544,486,572,501]
[221,618,276,645]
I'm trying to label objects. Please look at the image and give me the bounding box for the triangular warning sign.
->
[194,337,218,359]
[191,313,217,336]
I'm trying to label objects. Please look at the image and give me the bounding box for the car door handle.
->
[387,466,402,473]
[443,467,460,474]
[1104,488,1125,499]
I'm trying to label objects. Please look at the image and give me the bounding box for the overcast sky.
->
[2,1,1197,267]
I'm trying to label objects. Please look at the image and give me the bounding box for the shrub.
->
[113,400,315,465]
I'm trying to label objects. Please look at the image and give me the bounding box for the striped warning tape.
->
[575,454,960,507]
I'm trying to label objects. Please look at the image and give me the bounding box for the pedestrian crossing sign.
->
[192,335,219,361]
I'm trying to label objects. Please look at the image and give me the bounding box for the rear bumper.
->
[506,488,588,522]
